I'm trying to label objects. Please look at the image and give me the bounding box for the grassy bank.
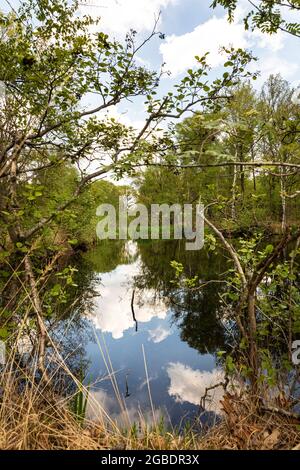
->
[1,365,299,450]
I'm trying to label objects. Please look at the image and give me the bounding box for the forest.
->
[0,0,300,453]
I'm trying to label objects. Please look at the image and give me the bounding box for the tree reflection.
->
[59,239,231,384]
[44,240,131,390]
[82,240,136,274]
[136,240,230,354]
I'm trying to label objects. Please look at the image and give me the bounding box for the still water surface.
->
[72,240,228,428]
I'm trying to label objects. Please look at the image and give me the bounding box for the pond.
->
[66,239,231,429]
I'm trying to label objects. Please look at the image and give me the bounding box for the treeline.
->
[0,163,124,256]
[0,0,300,448]
[137,75,300,232]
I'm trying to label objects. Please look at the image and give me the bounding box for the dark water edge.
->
[55,239,230,429]
[56,236,298,430]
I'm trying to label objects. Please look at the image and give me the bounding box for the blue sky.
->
[78,0,300,127]
[4,0,300,127]
[79,0,299,81]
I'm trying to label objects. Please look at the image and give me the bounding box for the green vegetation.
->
[9,162,124,251]
[212,0,300,37]
[0,0,299,451]
[137,76,300,232]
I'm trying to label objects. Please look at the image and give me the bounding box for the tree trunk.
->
[24,254,50,383]
[247,291,258,381]
[280,170,287,232]
[231,161,237,220]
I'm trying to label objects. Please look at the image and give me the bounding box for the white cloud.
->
[79,1,297,93]
[91,262,168,339]
[166,362,225,413]
[86,388,115,422]
[251,29,285,53]
[159,13,286,76]
[160,16,247,76]
[87,387,165,428]
[148,325,172,343]
[251,56,299,87]
[80,0,178,36]
[99,104,145,131]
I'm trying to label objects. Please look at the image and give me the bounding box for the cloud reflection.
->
[166,362,224,413]
[87,388,165,430]
[91,262,168,339]
[148,325,172,344]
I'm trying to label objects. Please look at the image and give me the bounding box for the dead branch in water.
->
[131,289,138,332]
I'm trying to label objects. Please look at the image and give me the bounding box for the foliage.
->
[212,0,300,38]
[0,0,299,447]
[72,376,90,425]
[137,75,300,229]
[0,0,257,368]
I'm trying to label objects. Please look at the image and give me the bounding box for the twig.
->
[260,405,300,421]
[200,378,228,410]
[131,288,138,332]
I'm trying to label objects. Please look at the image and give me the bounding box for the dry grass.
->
[199,392,300,450]
[0,373,197,450]
[0,367,300,450]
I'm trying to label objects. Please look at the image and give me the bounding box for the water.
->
[69,239,229,428]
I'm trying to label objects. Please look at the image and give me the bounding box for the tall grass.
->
[0,332,300,450]
[0,256,299,450]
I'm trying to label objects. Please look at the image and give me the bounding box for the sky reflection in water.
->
[83,241,226,428]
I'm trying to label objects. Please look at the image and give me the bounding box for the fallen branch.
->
[131,289,138,332]
[260,405,300,421]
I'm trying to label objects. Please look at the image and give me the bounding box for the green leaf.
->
[0,327,8,339]
[68,239,78,246]
[217,350,226,357]
[50,284,61,297]
[264,244,274,255]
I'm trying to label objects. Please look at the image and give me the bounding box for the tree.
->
[0,0,254,375]
[138,75,300,231]
[211,0,300,38]
[258,74,300,229]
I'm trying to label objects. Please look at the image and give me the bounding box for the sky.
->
[85,248,225,424]
[79,0,300,128]
[3,0,300,137]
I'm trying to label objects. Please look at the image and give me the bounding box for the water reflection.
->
[71,239,230,427]
[87,387,166,430]
[148,326,172,344]
[91,262,169,339]
[167,363,224,413]
[136,240,228,354]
